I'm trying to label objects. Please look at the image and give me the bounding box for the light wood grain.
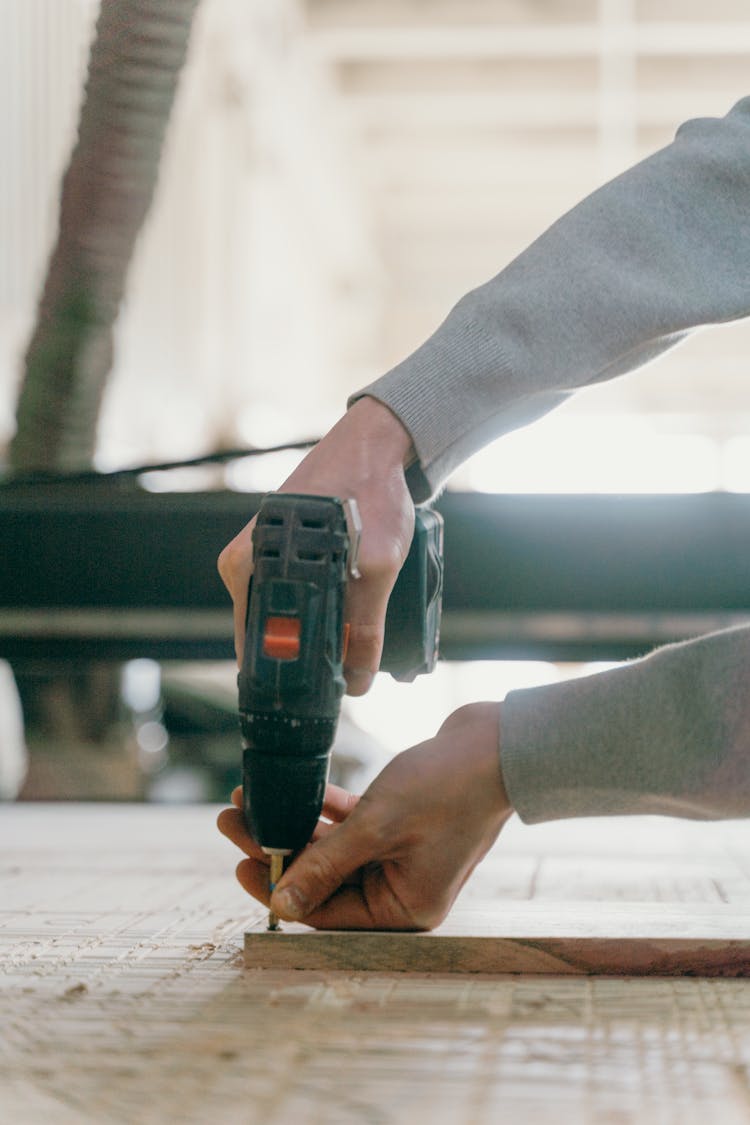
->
[244,900,750,975]
[8,806,750,1123]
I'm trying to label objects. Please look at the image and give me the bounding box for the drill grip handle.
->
[239,495,348,852]
[239,492,443,854]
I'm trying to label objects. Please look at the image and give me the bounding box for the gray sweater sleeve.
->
[351,97,750,823]
[502,626,750,823]
[352,97,750,503]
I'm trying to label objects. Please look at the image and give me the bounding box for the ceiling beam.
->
[356,146,600,187]
[309,23,750,62]
[339,90,736,130]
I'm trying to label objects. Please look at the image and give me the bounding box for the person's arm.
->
[353,96,750,501]
[502,624,750,823]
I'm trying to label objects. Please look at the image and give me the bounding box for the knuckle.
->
[366,553,400,587]
[216,543,235,586]
[217,534,252,590]
[348,621,384,653]
[357,811,389,851]
[342,790,360,816]
[409,897,450,932]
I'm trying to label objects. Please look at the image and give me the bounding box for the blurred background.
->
[1,0,749,803]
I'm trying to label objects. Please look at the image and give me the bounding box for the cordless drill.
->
[238,492,443,928]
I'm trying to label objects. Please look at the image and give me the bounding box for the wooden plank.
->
[244,815,750,977]
[244,900,750,975]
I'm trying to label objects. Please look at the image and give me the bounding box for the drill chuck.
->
[241,713,334,854]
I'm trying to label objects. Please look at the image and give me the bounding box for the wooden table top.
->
[4,803,750,1124]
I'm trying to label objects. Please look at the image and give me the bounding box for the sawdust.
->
[62,983,88,1000]
[187,942,217,958]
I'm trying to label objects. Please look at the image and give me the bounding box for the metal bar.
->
[3,484,750,661]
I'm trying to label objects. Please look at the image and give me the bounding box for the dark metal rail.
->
[2,483,749,662]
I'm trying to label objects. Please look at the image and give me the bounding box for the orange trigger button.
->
[263,616,301,661]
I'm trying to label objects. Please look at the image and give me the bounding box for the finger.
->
[321,784,360,822]
[295,883,379,930]
[293,870,422,932]
[233,600,248,668]
[270,811,376,923]
[230,785,242,809]
[341,607,386,693]
[216,806,267,861]
[236,857,272,906]
[239,856,378,929]
[342,581,391,697]
[237,857,356,914]
[217,520,256,666]
[341,510,413,695]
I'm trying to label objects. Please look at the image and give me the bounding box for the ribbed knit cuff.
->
[349,295,519,502]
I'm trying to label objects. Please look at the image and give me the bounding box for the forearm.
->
[354,97,750,501]
[501,625,750,822]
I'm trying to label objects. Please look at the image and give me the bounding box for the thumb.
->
[271,814,373,922]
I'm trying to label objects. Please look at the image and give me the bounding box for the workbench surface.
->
[4,803,750,1124]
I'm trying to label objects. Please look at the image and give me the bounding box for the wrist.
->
[441,702,513,825]
[279,396,415,528]
[345,395,415,471]
[475,702,513,821]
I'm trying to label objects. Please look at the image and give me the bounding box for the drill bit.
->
[267,854,284,931]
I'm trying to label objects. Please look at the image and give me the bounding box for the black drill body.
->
[239,493,442,856]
